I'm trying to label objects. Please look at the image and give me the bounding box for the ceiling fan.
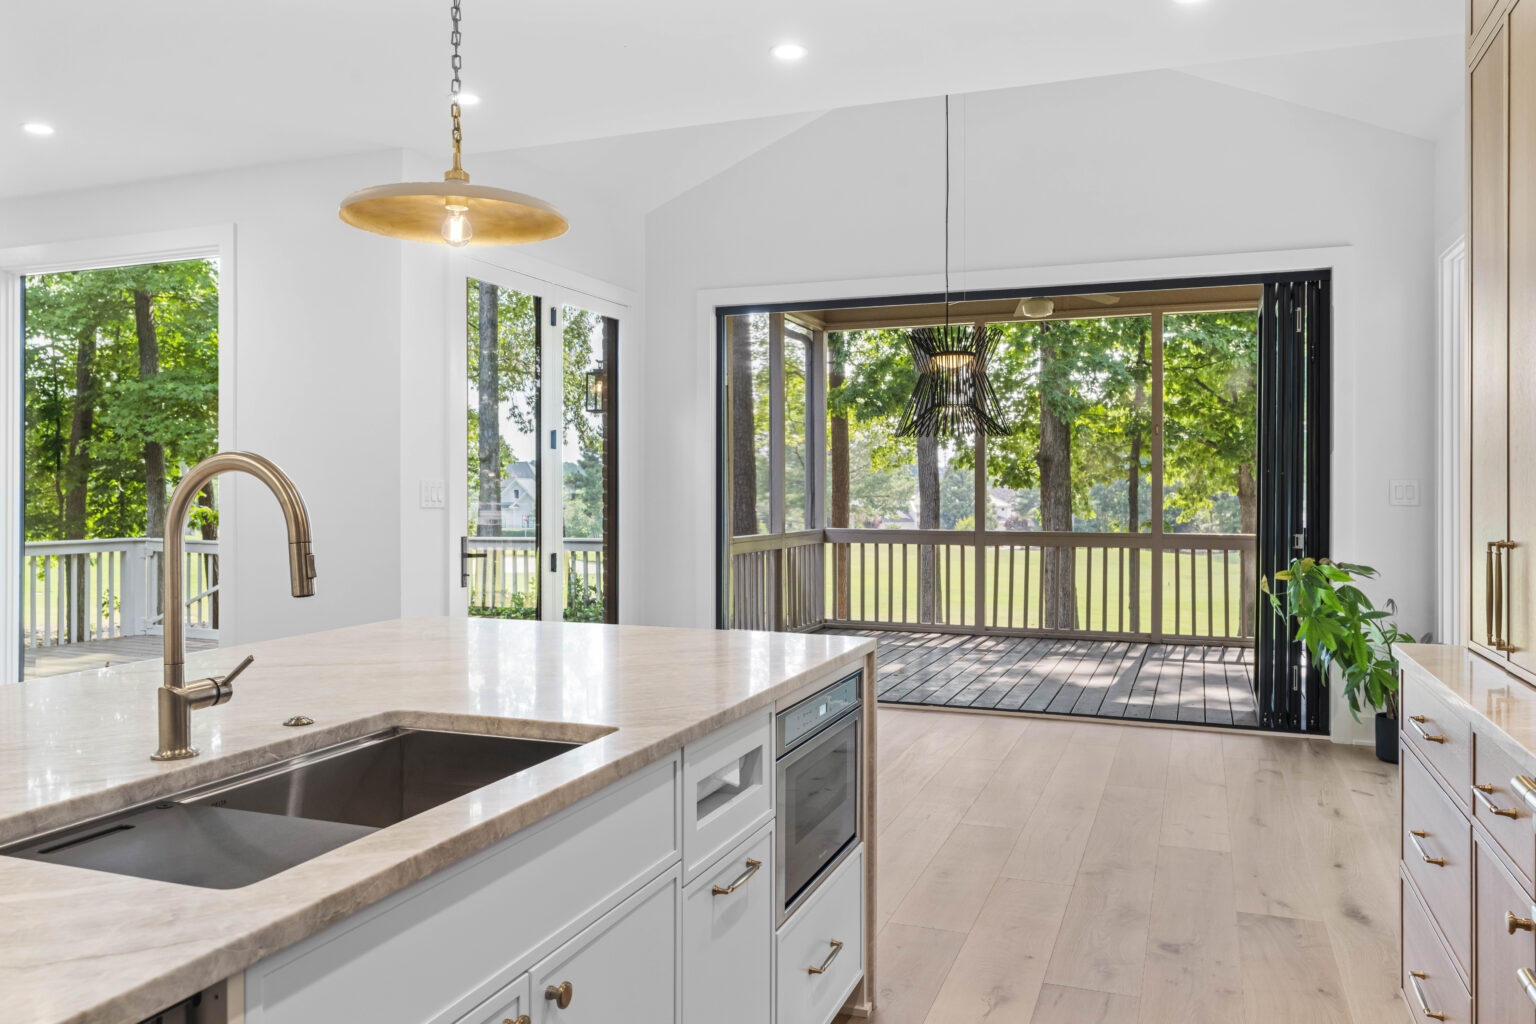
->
[1015,294,1122,319]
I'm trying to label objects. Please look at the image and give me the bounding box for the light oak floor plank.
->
[838,709,1401,1024]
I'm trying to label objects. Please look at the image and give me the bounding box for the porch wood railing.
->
[730,528,1256,646]
[23,537,220,649]
[464,536,606,612]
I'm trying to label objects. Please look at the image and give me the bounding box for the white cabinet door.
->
[532,867,680,1024]
[683,823,773,1024]
[461,972,532,1024]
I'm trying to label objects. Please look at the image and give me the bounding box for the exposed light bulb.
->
[21,122,55,136]
[455,92,481,106]
[441,203,473,246]
[771,42,807,61]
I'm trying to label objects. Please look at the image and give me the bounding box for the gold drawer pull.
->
[503,1017,531,1024]
[1510,912,1536,935]
[1408,971,1447,1021]
[1513,775,1536,814]
[1475,783,1521,819]
[545,981,573,1009]
[807,938,844,975]
[1409,831,1447,867]
[1409,717,1446,744]
[712,858,762,896]
[1521,968,1536,1008]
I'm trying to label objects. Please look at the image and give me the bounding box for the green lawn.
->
[825,541,1251,639]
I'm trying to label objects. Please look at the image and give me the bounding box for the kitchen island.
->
[0,617,877,1024]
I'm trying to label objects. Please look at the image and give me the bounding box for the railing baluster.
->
[1206,548,1214,638]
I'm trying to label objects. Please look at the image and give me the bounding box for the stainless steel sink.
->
[3,728,580,889]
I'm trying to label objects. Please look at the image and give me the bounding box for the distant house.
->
[501,461,538,533]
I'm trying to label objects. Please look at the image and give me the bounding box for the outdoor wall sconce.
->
[584,360,607,414]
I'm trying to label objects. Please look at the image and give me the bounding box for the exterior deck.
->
[25,634,220,679]
[827,629,1258,727]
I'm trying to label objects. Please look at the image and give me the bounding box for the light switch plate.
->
[419,480,445,509]
[1388,479,1420,507]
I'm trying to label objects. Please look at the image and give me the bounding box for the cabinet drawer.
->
[1476,838,1536,1024]
[1474,732,1536,887]
[459,972,531,1024]
[1402,678,1471,802]
[682,822,773,1024]
[1402,748,1472,974]
[1402,876,1472,1024]
[682,710,773,883]
[776,845,863,1024]
[531,867,679,1024]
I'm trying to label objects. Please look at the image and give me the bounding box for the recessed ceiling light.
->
[21,122,54,136]
[771,42,807,61]
[455,92,480,106]
[1173,0,1205,5]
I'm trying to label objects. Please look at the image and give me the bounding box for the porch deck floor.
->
[824,629,1258,728]
[24,634,219,679]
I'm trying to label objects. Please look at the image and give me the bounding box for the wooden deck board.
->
[825,630,1258,730]
[24,634,219,679]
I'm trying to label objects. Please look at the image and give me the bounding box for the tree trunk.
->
[829,339,850,619]
[133,290,167,541]
[476,282,502,538]
[63,331,97,641]
[1036,324,1076,630]
[730,316,758,536]
[1126,329,1147,631]
[1238,462,1258,638]
[917,434,940,622]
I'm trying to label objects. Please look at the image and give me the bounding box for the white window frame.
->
[0,226,236,684]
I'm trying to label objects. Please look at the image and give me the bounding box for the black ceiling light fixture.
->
[895,95,1011,441]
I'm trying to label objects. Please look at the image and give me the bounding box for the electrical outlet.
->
[1388,479,1420,507]
[419,480,446,509]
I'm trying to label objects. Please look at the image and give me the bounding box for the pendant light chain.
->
[944,95,950,326]
[448,0,466,176]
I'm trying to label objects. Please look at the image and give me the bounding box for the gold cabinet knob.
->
[1509,911,1536,934]
[545,980,574,1009]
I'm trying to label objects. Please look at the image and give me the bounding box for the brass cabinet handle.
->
[712,858,762,896]
[1409,830,1447,866]
[1521,967,1536,1008]
[1408,971,1447,1021]
[1409,716,1446,744]
[545,981,573,1009]
[1490,541,1498,647]
[1510,912,1536,934]
[1497,541,1519,652]
[1475,783,1521,819]
[1514,776,1536,813]
[807,938,844,975]
[502,1017,531,1024]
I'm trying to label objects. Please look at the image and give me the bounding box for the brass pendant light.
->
[338,0,568,247]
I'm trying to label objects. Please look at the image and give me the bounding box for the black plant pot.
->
[1375,712,1399,764]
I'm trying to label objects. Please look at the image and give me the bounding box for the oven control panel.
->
[778,671,861,752]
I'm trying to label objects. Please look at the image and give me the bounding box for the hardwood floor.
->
[24,634,218,678]
[837,707,1402,1024]
[824,630,1258,727]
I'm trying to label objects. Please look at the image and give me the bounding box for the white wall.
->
[0,145,647,647]
[640,70,1441,741]
[0,152,407,646]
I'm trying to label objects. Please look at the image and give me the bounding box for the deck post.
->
[1150,312,1165,643]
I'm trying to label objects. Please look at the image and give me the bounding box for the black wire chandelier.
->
[895,96,1012,441]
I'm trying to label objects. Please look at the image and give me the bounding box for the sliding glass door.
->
[461,276,618,623]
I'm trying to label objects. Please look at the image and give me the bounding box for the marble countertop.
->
[0,617,874,1024]
[1398,643,1536,767]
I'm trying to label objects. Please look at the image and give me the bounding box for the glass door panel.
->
[465,279,540,619]
[560,305,616,623]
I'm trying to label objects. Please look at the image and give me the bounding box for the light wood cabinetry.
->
[1476,838,1536,1024]
[1470,14,1510,659]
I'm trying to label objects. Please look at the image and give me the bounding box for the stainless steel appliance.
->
[775,670,862,925]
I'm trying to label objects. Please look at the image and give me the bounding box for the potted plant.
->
[1262,558,1416,763]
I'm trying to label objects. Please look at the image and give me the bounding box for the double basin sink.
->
[3,728,581,889]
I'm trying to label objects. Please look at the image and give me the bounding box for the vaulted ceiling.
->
[0,0,1461,200]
